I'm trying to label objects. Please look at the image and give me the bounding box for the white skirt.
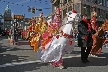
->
[37,35,75,62]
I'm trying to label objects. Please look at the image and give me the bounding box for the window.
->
[97,8,100,18]
[82,5,87,14]
[86,0,90,2]
[100,10,104,18]
[75,4,80,13]
[101,0,105,6]
[90,0,96,3]
[68,0,71,2]
[106,0,108,7]
[87,6,90,16]
[98,0,102,5]
[63,0,67,4]
[106,12,108,19]
[7,21,10,23]
[90,0,93,3]
[103,10,106,19]
[68,6,72,11]
[63,9,67,18]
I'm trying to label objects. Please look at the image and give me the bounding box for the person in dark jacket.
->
[10,22,19,45]
[14,23,19,44]
[78,14,95,63]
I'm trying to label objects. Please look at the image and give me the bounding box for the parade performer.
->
[90,16,98,31]
[28,17,35,37]
[38,10,80,69]
[9,23,19,45]
[9,26,13,45]
[41,8,61,50]
[90,20,107,55]
[28,17,36,47]
[33,21,48,52]
[103,20,108,47]
[78,14,96,63]
[48,8,61,35]
[34,12,44,33]
[31,12,48,52]
[30,33,36,47]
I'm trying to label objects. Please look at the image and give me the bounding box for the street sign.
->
[14,15,24,19]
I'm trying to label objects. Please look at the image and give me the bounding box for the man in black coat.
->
[78,14,95,63]
[14,23,19,45]
[10,22,19,45]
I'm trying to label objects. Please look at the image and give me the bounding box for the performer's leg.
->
[81,47,86,63]
[10,35,13,45]
[56,57,63,66]
[57,57,64,69]
[51,62,58,67]
[85,46,92,62]
[14,35,16,42]
[51,56,64,69]
[16,35,18,42]
[14,34,18,45]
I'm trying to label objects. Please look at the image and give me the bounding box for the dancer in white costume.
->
[38,10,80,69]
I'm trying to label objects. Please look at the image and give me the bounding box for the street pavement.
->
[0,36,108,72]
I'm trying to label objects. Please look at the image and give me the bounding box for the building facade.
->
[34,16,47,22]
[51,0,108,25]
[0,13,4,30]
[4,5,12,30]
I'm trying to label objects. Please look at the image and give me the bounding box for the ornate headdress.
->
[40,12,43,17]
[38,12,43,22]
[56,8,61,15]
[53,8,61,22]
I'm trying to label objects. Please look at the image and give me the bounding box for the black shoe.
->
[15,43,18,45]
[85,59,89,62]
[82,60,86,63]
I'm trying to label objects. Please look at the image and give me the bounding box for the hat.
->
[72,10,77,13]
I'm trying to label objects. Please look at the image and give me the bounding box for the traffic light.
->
[38,9,42,11]
[28,7,31,12]
[32,7,35,14]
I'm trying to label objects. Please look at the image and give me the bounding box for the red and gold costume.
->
[90,16,98,31]
[29,12,49,52]
[90,21,107,55]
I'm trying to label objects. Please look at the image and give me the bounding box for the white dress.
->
[37,21,75,62]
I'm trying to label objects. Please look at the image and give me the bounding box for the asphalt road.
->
[0,36,108,72]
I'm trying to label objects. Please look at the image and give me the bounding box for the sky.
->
[0,0,52,18]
